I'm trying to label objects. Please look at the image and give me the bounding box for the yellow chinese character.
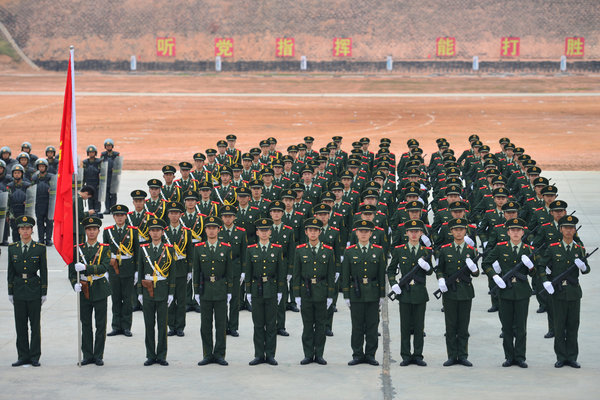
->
[157,38,175,57]
[276,38,295,57]
[501,37,519,57]
[565,37,584,57]
[215,38,234,57]
[436,37,456,57]
[333,38,352,57]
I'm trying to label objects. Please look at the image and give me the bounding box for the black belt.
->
[20,273,38,279]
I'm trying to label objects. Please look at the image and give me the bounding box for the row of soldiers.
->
[7,134,592,369]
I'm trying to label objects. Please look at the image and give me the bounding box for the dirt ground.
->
[0,73,599,170]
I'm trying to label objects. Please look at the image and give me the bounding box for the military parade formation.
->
[4,134,593,370]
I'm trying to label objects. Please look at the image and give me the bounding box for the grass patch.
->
[0,37,20,62]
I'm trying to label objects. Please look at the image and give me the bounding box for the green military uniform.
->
[482,219,535,366]
[69,217,112,364]
[342,220,386,365]
[436,218,480,365]
[245,218,286,363]
[292,219,335,362]
[103,205,139,335]
[127,189,150,311]
[180,190,205,313]
[388,228,433,364]
[194,217,233,364]
[538,215,590,367]
[137,217,176,364]
[7,216,47,366]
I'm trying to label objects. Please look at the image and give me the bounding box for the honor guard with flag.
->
[137,218,175,366]
[103,204,138,337]
[8,216,48,367]
[69,216,111,366]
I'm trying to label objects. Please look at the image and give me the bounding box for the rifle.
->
[387,261,423,302]
[528,210,576,244]
[538,247,597,295]
[490,243,547,295]
[433,252,483,300]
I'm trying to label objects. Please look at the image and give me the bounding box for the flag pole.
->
[70,45,83,367]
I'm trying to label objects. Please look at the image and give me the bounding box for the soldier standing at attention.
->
[482,218,535,368]
[436,218,479,367]
[69,216,111,366]
[388,219,433,366]
[138,218,175,366]
[82,145,102,214]
[8,216,47,367]
[342,220,386,366]
[101,138,120,213]
[194,216,233,366]
[104,204,138,337]
[245,218,286,366]
[293,218,335,365]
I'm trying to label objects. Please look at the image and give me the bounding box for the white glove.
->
[195,294,200,305]
[287,274,292,283]
[167,294,174,307]
[545,266,552,275]
[277,292,282,305]
[391,284,401,295]
[335,272,340,283]
[345,299,351,308]
[75,262,86,272]
[521,255,534,270]
[134,271,138,285]
[74,283,82,293]
[421,235,431,247]
[464,236,475,247]
[466,258,478,273]
[417,197,424,205]
[438,278,448,293]
[240,273,245,284]
[295,297,301,310]
[492,261,501,274]
[346,241,351,248]
[227,293,232,304]
[493,274,506,289]
[9,295,14,304]
[138,294,143,305]
[246,294,252,305]
[482,241,488,249]
[379,298,384,307]
[41,296,47,305]
[327,298,333,309]
[388,227,392,236]
[575,258,587,272]
[543,281,555,294]
[187,272,192,283]
[340,256,344,263]
[418,258,431,271]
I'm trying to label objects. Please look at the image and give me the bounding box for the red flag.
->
[53,48,78,265]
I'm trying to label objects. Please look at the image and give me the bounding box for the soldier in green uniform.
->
[103,204,138,337]
[181,190,204,313]
[245,218,286,366]
[145,179,167,221]
[218,205,247,336]
[194,216,233,366]
[74,185,96,244]
[137,218,175,366]
[387,219,433,366]
[175,162,199,193]
[342,220,386,366]
[7,216,47,367]
[128,189,151,312]
[164,202,193,337]
[161,165,182,203]
[293,218,335,365]
[69,216,111,366]
[482,218,535,368]
[436,218,480,367]
[538,215,591,368]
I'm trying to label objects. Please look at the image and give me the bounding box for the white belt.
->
[145,274,167,281]
[139,238,148,243]
[192,239,200,243]
[175,254,186,261]
[111,254,133,260]
[81,275,104,281]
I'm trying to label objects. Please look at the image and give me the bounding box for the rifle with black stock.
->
[489,243,547,295]
[433,251,483,300]
[538,247,597,295]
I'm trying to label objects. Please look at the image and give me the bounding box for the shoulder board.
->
[357,176,365,180]
[550,242,561,247]
[575,244,584,249]
[375,226,384,231]
[248,244,258,248]
[145,212,155,216]
[395,244,405,248]
[99,243,109,247]
[343,201,351,205]
[542,222,551,226]
[331,226,340,231]
[517,176,526,180]
[221,242,231,247]
[346,244,356,249]
[164,244,173,248]
[314,184,322,188]
[384,190,392,194]
[296,243,307,249]
[211,201,220,204]
[372,244,383,249]
[521,185,529,189]
[199,213,207,217]
[535,207,543,211]
[195,242,205,247]
[273,185,282,189]
[423,246,433,250]
[141,243,149,247]
[441,243,452,248]
[325,171,333,175]
[467,245,475,250]
[485,209,495,213]
[507,163,514,166]
[304,200,312,205]
[379,202,388,206]
[442,222,448,226]
[182,226,191,230]
[264,198,272,202]
[466,155,473,158]
[283,225,292,230]
[250,206,259,210]
[484,194,492,198]
[479,186,487,190]
[271,243,282,248]
[334,212,343,216]
[104,225,114,230]
[497,241,508,246]
[323,244,333,250]
[282,176,290,181]
[469,224,476,228]
[438,208,447,212]
[494,223,504,228]
[527,197,535,202]
[236,226,246,232]
[398,223,405,227]
[128,226,138,230]
[351,190,359,194]
[127,211,134,215]
[295,211,304,216]
[524,244,533,249]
